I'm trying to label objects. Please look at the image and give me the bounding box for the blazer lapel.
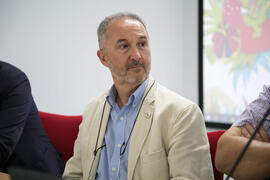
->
[86,97,111,180]
[128,78,156,180]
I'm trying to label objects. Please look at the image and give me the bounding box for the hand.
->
[240,123,270,142]
[0,172,10,180]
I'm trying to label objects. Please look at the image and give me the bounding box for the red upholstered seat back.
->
[207,130,225,180]
[39,111,82,164]
[39,111,225,179]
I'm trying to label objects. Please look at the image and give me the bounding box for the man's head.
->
[97,12,147,50]
[97,12,151,86]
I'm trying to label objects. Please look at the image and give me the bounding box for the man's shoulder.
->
[0,61,28,93]
[0,61,25,77]
[262,84,270,97]
[154,83,204,129]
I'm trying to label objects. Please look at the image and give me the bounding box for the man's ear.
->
[97,50,109,67]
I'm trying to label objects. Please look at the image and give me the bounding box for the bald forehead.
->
[106,18,147,33]
[111,18,142,27]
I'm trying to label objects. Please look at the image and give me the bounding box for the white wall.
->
[0,0,198,115]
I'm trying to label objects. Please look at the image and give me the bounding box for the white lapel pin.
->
[145,112,151,119]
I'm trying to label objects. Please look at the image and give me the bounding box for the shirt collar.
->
[106,78,149,109]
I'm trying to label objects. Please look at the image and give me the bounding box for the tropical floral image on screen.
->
[203,0,270,124]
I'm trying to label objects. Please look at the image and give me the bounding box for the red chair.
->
[39,111,82,164]
[39,111,225,180]
[207,130,225,180]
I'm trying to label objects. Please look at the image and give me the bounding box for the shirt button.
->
[112,167,116,171]
[118,144,121,147]
[120,117,124,120]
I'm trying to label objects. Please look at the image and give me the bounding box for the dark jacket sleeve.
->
[9,167,61,180]
[0,69,32,168]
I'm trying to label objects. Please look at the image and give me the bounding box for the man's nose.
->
[130,47,142,61]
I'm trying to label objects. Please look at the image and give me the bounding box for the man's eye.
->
[120,44,128,49]
[138,42,146,47]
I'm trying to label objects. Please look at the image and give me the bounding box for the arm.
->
[0,172,10,180]
[168,104,214,180]
[215,126,270,180]
[241,122,270,142]
[0,72,32,169]
[9,167,61,180]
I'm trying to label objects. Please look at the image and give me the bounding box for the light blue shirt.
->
[95,79,148,180]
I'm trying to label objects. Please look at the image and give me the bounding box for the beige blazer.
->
[63,77,214,180]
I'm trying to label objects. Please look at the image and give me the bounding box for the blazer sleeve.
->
[0,71,32,168]
[168,104,214,180]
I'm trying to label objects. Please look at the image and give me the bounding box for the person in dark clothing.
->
[0,61,64,176]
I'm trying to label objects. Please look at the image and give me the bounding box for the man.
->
[63,12,214,180]
[0,61,64,176]
[215,85,270,180]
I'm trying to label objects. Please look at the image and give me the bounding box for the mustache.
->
[126,61,144,69]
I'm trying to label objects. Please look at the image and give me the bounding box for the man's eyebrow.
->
[116,36,148,44]
[139,36,147,40]
[116,39,128,44]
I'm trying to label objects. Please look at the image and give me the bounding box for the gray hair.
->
[97,12,147,50]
